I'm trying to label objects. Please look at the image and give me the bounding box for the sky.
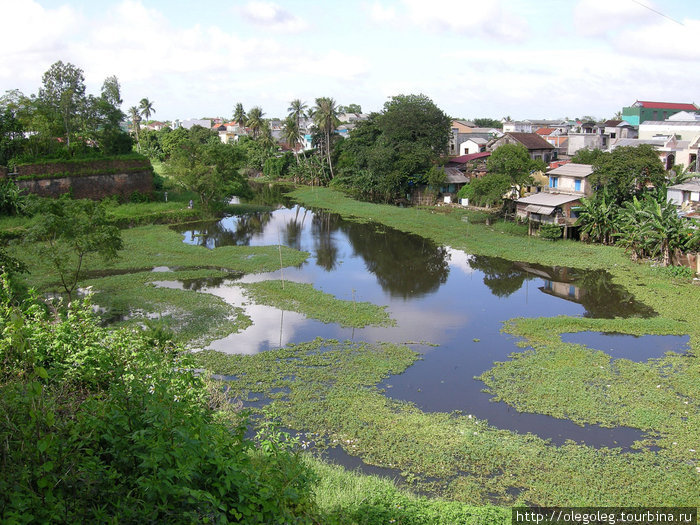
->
[1,0,698,122]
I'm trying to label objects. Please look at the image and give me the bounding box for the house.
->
[459,137,488,155]
[488,132,556,163]
[545,163,594,196]
[536,127,568,157]
[181,119,211,130]
[439,167,469,202]
[515,193,584,237]
[445,151,491,178]
[639,119,700,141]
[667,178,700,210]
[622,101,698,126]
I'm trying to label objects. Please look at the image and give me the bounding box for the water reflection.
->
[170,205,659,449]
[561,332,690,362]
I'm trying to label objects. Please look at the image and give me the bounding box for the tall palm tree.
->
[233,102,246,127]
[139,97,155,121]
[311,97,339,179]
[129,106,141,151]
[288,98,307,133]
[287,98,308,161]
[283,115,300,160]
[247,106,264,139]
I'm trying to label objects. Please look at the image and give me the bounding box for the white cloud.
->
[612,18,700,61]
[368,2,397,23]
[0,0,80,80]
[238,1,309,32]
[573,0,657,36]
[368,0,528,41]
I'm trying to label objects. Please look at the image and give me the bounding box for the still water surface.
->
[170,205,670,449]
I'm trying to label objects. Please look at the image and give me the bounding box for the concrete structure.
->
[638,120,700,141]
[622,101,698,126]
[180,119,211,130]
[545,163,594,196]
[459,137,487,155]
[667,178,700,209]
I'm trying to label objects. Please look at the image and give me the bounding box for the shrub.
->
[539,223,563,241]
[0,275,317,524]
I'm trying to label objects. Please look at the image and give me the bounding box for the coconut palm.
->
[311,97,339,179]
[139,97,155,121]
[129,106,141,151]
[247,106,264,139]
[283,115,300,160]
[233,102,246,127]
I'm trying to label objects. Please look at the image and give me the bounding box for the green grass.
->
[241,280,395,328]
[304,454,508,525]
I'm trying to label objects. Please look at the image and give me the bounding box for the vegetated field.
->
[9,186,699,509]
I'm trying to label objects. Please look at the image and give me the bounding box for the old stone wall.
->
[7,157,154,199]
[14,157,151,177]
[16,171,153,200]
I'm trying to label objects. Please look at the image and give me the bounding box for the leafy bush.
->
[0,275,317,524]
[456,173,511,207]
[539,223,563,241]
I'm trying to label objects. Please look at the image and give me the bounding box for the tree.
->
[338,103,362,114]
[247,106,265,139]
[456,173,512,207]
[473,118,503,129]
[333,94,451,203]
[129,106,141,151]
[487,143,543,197]
[165,141,249,211]
[26,198,122,301]
[96,76,131,155]
[139,97,155,121]
[570,148,604,165]
[312,97,339,179]
[36,61,87,148]
[233,102,247,127]
[589,144,667,204]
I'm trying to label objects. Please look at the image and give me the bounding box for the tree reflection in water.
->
[312,211,340,271]
[342,222,450,298]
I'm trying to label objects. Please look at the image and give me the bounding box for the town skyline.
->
[2,0,698,122]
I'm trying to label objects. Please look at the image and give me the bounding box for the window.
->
[549,176,558,188]
[574,179,581,192]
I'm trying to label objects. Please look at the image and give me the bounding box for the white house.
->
[545,163,594,196]
[459,137,487,155]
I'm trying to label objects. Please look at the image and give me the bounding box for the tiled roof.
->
[536,127,555,135]
[504,132,555,150]
[635,101,698,110]
[449,152,491,163]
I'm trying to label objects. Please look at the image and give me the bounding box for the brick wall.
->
[15,157,151,177]
[16,171,153,199]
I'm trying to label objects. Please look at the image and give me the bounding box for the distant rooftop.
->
[632,101,698,110]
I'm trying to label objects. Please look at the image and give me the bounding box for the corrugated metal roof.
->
[668,179,700,191]
[524,204,555,215]
[547,163,594,178]
[517,193,582,206]
[443,167,469,184]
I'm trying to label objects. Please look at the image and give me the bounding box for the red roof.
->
[536,127,555,135]
[449,152,491,163]
[548,160,570,170]
[636,101,698,110]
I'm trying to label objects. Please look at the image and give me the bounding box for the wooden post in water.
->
[278,232,285,290]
